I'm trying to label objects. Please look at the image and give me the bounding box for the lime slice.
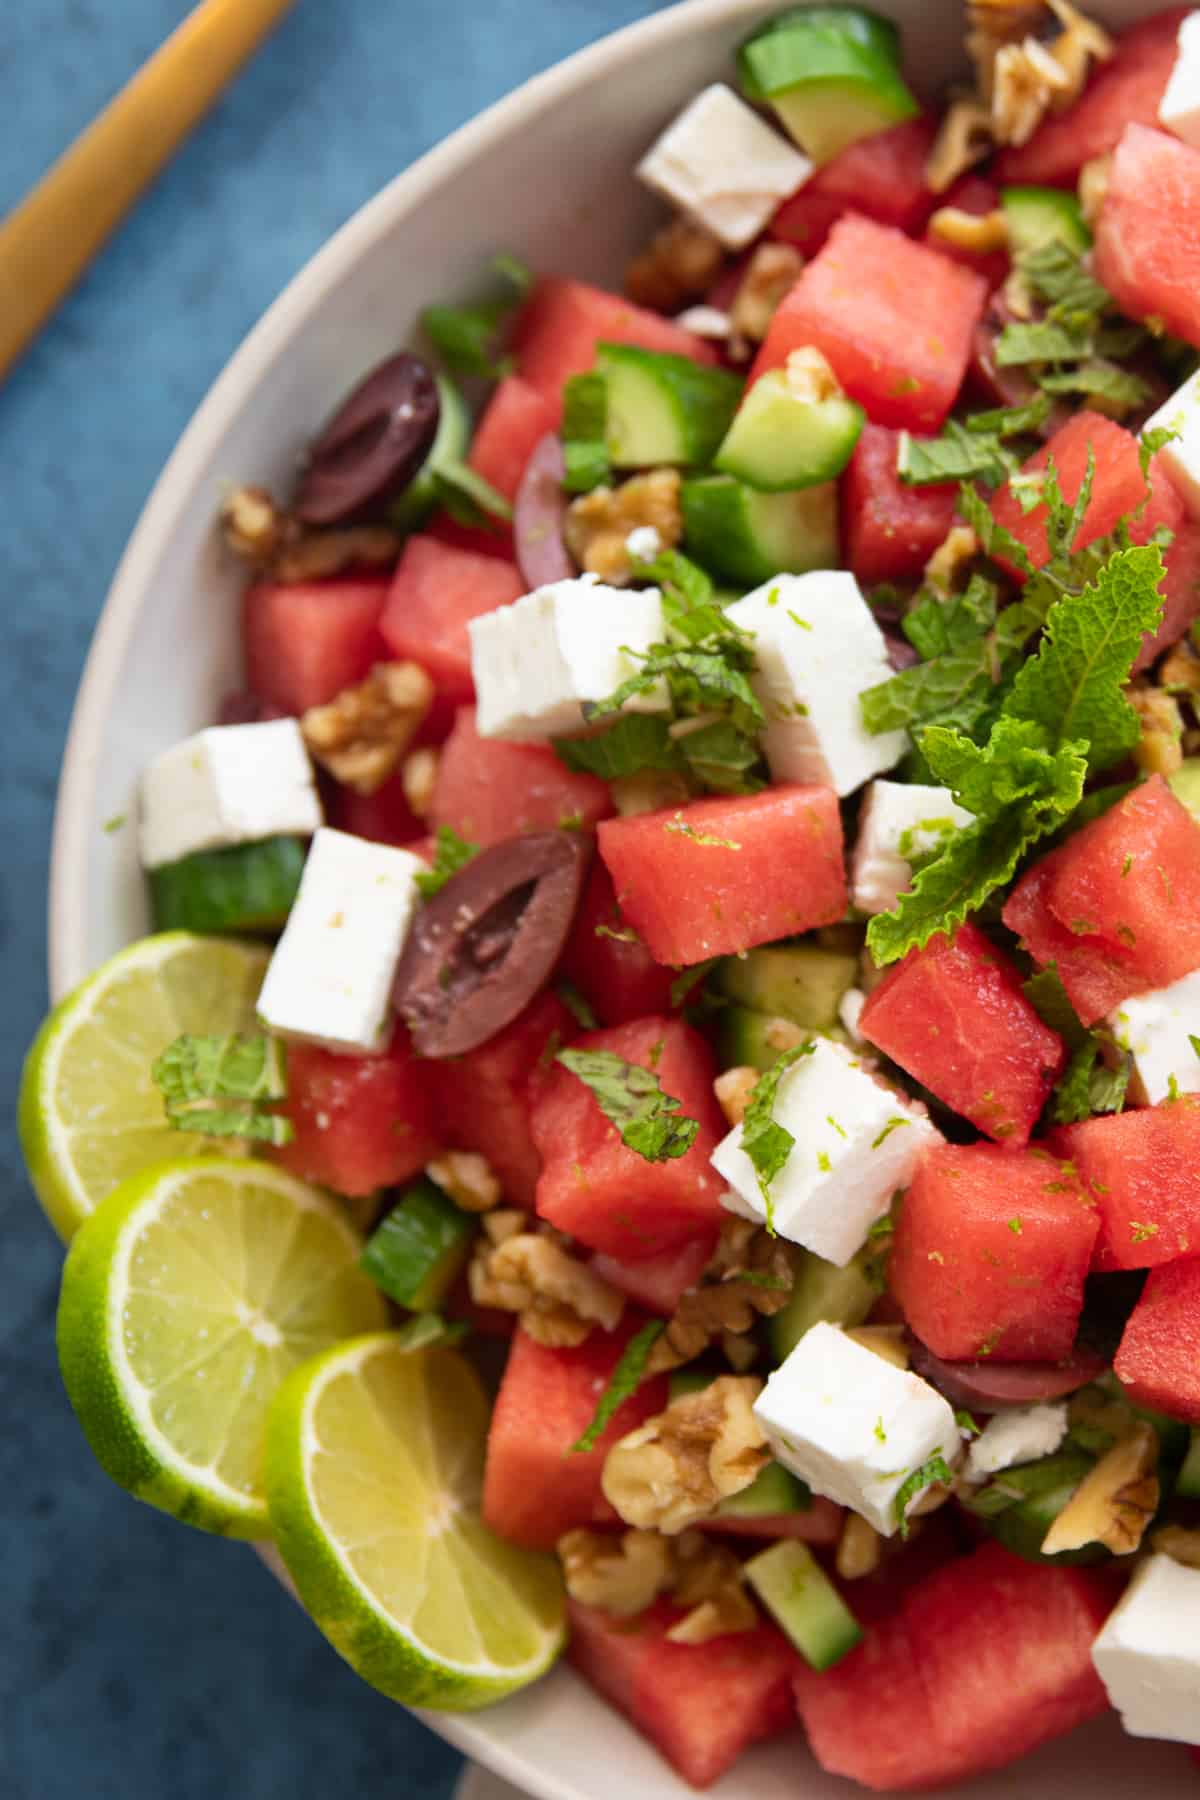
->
[20,932,269,1240]
[265,1332,566,1709]
[56,1159,388,1537]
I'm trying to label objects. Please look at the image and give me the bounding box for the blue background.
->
[0,3,672,1794]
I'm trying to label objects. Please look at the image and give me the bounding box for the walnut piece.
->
[400,747,439,819]
[1130,687,1184,777]
[926,98,994,194]
[730,244,804,344]
[564,469,683,585]
[665,1532,757,1643]
[427,1150,503,1212]
[836,1512,884,1580]
[1160,638,1200,697]
[713,1065,759,1128]
[469,1231,625,1348]
[626,218,726,314]
[601,1375,770,1533]
[1046,0,1113,110]
[1151,1524,1200,1569]
[784,345,842,405]
[1077,151,1113,226]
[301,662,433,795]
[966,0,1047,100]
[558,1527,674,1616]
[1041,1420,1160,1556]
[646,1231,798,1376]
[221,485,288,563]
[273,524,400,584]
[928,207,1009,254]
[480,1207,527,1246]
[925,525,980,597]
[993,36,1072,145]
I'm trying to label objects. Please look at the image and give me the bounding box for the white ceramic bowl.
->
[48,1,1198,1794]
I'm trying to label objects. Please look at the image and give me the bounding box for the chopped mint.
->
[571,1320,666,1452]
[555,713,684,781]
[663,816,741,849]
[557,1047,699,1162]
[897,419,1022,489]
[152,1032,292,1145]
[955,1409,982,1437]
[415,826,479,898]
[740,1044,815,1228]
[102,813,126,835]
[421,254,531,380]
[556,982,599,1031]
[894,1454,955,1538]
[1037,359,1150,417]
[561,372,610,494]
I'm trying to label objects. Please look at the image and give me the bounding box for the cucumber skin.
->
[718,945,858,1032]
[717,1460,812,1517]
[742,5,903,69]
[148,835,307,935]
[360,1178,475,1311]
[1170,759,1200,822]
[597,343,743,469]
[389,375,470,532]
[745,1540,863,1671]
[681,475,838,587]
[716,374,864,492]
[1001,186,1092,258]
[964,1452,1108,1567]
[719,1007,812,1074]
[768,1246,879,1362]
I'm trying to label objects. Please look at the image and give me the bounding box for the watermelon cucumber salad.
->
[23,1,1200,1789]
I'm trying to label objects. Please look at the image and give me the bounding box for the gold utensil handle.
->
[0,0,297,382]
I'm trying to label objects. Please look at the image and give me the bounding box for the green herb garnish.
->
[556,1048,700,1162]
[152,1033,292,1145]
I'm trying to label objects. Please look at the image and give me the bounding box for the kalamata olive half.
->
[907,1336,1108,1412]
[295,352,440,525]
[393,830,591,1057]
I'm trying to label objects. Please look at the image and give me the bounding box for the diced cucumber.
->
[741,5,903,72]
[388,374,471,531]
[596,343,743,470]
[360,1176,476,1311]
[1178,1429,1200,1499]
[738,9,918,164]
[147,835,307,935]
[963,1450,1107,1566]
[769,1245,881,1362]
[681,474,838,587]
[1094,1371,1191,1465]
[717,1459,813,1517]
[1002,186,1092,259]
[1170,758,1200,821]
[745,1541,863,1670]
[715,370,864,492]
[719,1006,815,1074]
[717,945,858,1031]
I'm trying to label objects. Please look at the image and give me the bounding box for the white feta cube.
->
[851,780,975,915]
[138,719,321,869]
[624,524,663,562]
[637,83,812,251]
[1109,970,1200,1104]
[1092,1554,1200,1744]
[1158,11,1200,148]
[256,828,423,1056]
[838,986,866,1043]
[726,572,908,796]
[1142,369,1200,521]
[754,1322,962,1536]
[469,576,667,741]
[964,1403,1069,1480]
[711,1036,939,1265]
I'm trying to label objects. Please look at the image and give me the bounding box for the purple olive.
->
[514,432,574,588]
[295,352,440,525]
[907,1336,1107,1411]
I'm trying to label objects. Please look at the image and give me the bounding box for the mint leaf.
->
[902,575,999,660]
[860,647,994,736]
[958,482,1034,576]
[571,1320,666,1453]
[555,714,684,781]
[677,718,765,794]
[967,396,1053,437]
[996,318,1095,367]
[669,959,718,1008]
[557,1048,700,1161]
[562,372,610,494]
[1141,423,1181,480]
[421,254,531,380]
[1021,241,1111,325]
[1052,1035,1132,1123]
[894,1453,956,1538]
[898,421,1018,488]
[152,1033,292,1145]
[1023,965,1088,1049]
[1042,446,1095,563]
[631,548,720,635]
[415,826,479,897]
[921,716,1083,819]
[740,1043,815,1228]
[1038,360,1150,417]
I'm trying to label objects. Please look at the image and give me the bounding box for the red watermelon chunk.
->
[325,767,423,848]
[590,1228,716,1315]
[430,705,612,846]
[597,787,846,968]
[483,1319,669,1549]
[989,412,1147,574]
[568,1598,798,1790]
[795,1609,939,1791]
[467,373,556,502]
[888,1141,1099,1362]
[1002,776,1200,1024]
[378,535,524,704]
[751,215,988,434]
[242,578,389,715]
[1135,518,1200,672]
[1094,123,1200,348]
[556,859,676,1026]
[1114,1252,1200,1422]
[841,421,959,586]
[768,116,937,254]
[995,8,1190,186]
[514,277,717,418]
[1050,1095,1200,1269]
[270,1027,437,1197]
[859,921,1066,1144]
[532,1016,727,1261]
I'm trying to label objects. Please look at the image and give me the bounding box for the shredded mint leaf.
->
[861,646,993,736]
[431,459,512,531]
[996,317,1095,367]
[958,482,1034,576]
[894,1453,955,1538]
[967,396,1052,437]
[1021,240,1111,325]
[392,1313,470,1352]
[1141,423,1180,480]
[955,1409,982,1438]
[740,1043,815,1228]
[630,548,720,635]
[1023,965,1088,1048]
[1038,360,1150,416]
[571,1320,666,1453]
[421,254,531,380]
[556,982,599,1030]
[588,646,762,737]
[1052,1035,1132,1123]
[415,826,479,897]
[562,372,610,494]
[903,576,999,660]
[555,713,684,781]
[898,421,1019,488]
[557,1048,699,1162]
[152,1033,292,1145]
[677,719,765,794]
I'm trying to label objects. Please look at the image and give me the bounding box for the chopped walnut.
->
[925,526,979,597]
[626,217,726,314]
[646,1233,799,1376]
[706,1215,759,1279]
[1046,0,1113,110]
[602,1375,769,1533]
[273,524,400,584]
[926,97,994,194]
[713,1065,759,1128]
[721,1329,760,1373]
[558,1527,675,1616]
[928,207,1009,254]
[993,36,1072,146]
[221,485,289,564]
[400,747,439,819]
[1160,638,1200,698]
[966,0,1047,100]
[836,1512,884,1581]
[564,469,683,585]
[1041,1420,1160,1556]
[427,1149,503,1212]
[481,1207,527,1246]
[301,662,433,795]
[666,1532,757,1643]
[1078,151,1113,227]
[1130,687,1185,777]
[784,345,843,405]
[730,244,804,344]
[1151,1524,1200,1569]
[469,1231,624,1347]
[845,1325,910,1370]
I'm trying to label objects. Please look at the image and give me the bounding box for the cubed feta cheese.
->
[1092,1554,1200,1744]
[1109,969,1200,1104]
[1158,11,1200,149]
[256,828,423,1055]
[851,780,975,915]
[964,1403,1069,1480]
[138,719,321,870]
[838,986,867,1042]
[468,575,667,741]
[1142,369,1200,521]
[754,1322,962,1536]
[711,1036,939,1264]
[624,524,663,562]
[726,573,908,796]
[637,83,813,251]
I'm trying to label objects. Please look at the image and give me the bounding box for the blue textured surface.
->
[0,3,672,1794]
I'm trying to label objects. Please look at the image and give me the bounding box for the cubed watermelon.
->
[424,511,516,562]
[270,1028,438,1197]
[1094,123,1200,349]
[378,535,524,704]
[1002,775,1200,1025]
[590,1229,716,1315]
[923,174,1010,289]
[532,1016,727,1260]
[988,412,1147,574]
[430,705,613,846]
[751,216,988,434]
[1114,1253,1200,1423]
[568,1598,798,1790]
[1134,518,1200,673]
[482,1319,669,1549]
[995,8,1190,186]
[242,578,389,715]
[768,117,938,254]
[841,422,959,586]
[795,1542,1113,1792]
[514,277,718,418]
[1050,1095,1200,1270]
[556,859,677,1026]
[597,787,847,968]
[888,1141,1099,1362]
[325,767,423,848]
[425,990,574,1209]
[467,373,556,502]
[859,922,1066,1144]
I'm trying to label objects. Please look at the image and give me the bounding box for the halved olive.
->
[394,831,592,1057]
[295,352,440,524]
